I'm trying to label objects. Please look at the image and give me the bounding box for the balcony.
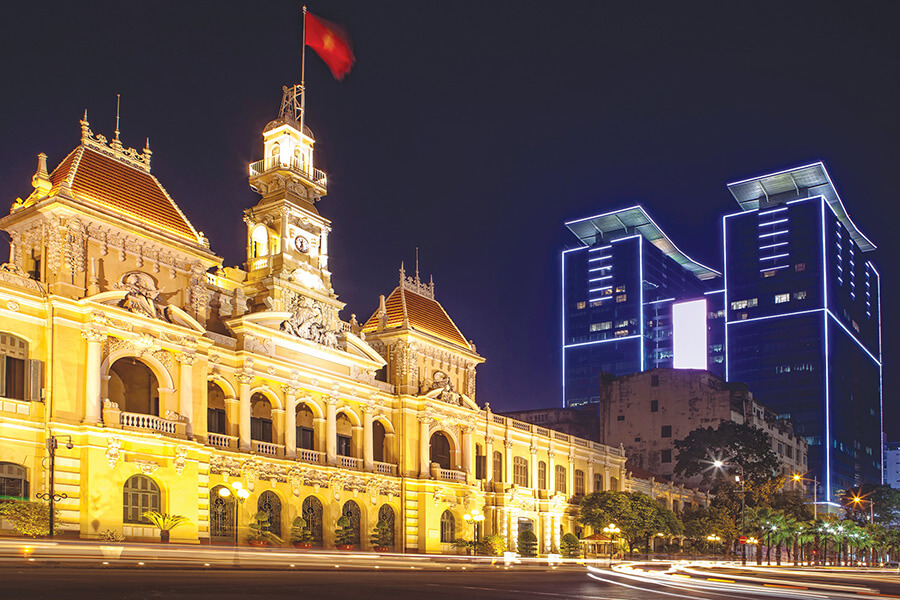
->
[120,412,182,436]
[252,440,284,457]
[436,468,467,483]
[297,448,325,464]
[374,461,397,476]
[208,433,238,450]
[337,455,363,470]
[248,156,327,191]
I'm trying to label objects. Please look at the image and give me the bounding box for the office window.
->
[616,294,627,303]
[661,425,672,438]
[793,291,807,301]
[576,301,586,310]
[650,400,658,412]
[775,293,790,304]
[661,449,672,463]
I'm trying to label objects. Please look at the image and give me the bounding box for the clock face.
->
[294,235,310,253]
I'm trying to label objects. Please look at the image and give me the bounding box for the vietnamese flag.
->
[305,12,355,80]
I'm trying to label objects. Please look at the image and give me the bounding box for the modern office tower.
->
[562,207,723,407]
[885,442,900,489]
[724,163,882,500]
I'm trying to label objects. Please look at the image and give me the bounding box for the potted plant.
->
[290,516,313,549]
[333,515,355,550]
[142,511,190,544]
[370,519,393,552]
[452,538,473,555]
[246,511,280,547]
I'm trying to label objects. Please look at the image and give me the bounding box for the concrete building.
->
[0,84,634,553]
[504,369,808,488]
[885,442,900,489]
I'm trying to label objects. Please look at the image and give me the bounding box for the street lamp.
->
[713,459,746,565]
[850,494,874,523]
[219,482,250,547]
[462,509,485,551]
[791,472,818,519]
[706,534,722,557]
[602,523,620,566]
[35,435,73,539]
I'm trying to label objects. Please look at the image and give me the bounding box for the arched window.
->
[302,496,323,544]
[0,462,28,499]
[575,469,585,496]
[493,450,503,482]
[296,403,315,451]
[429,432,452,470]
[440,510,455,543]
[258,491,282,538]
[342,500,361,546]
[250,393,273,443]
[373,420,387,463]
[251,225,269,258]
[123,475,160,524]
[377,504,395,549]
[538,461,547,490]
[513,456,529,487]
[0,333,30,401]
[207,382,228,436]
[555,465,567,494]
[109,358,159,416]
[210,485,235,543]
[271,142,281,157]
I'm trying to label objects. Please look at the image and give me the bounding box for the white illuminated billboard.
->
[673,299,707,370]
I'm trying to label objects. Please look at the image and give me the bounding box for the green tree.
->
[674,421,780,485]
[579,491,682,556]
[517,529,538,557]
[560,532,581,558]
[682,505,737,553]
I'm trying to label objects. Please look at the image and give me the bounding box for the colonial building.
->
[0,85,628,554]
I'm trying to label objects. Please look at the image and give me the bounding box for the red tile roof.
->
[361,285,472,350]
[49,146,200,242]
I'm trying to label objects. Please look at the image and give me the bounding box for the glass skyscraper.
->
[562,163,883,499]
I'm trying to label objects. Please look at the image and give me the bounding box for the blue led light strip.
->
[564,335,641,349]
[759,230,788,238]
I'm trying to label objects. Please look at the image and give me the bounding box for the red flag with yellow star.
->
[305,12,355,80]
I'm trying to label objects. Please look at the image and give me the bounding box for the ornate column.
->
[587,459,595,493]
[484,436,494,484]
[461,426,473,479]
[542,513,552,554]
[547,450,556,493]
[175,353,196,437]
[503,440,514,485]
[325,396,338,465]
[418,414,432,477]
[567,453,575,496]
[283,386,299,459]
[529,446,538,489]
[82,328,106,424]
[604,465,611,492]
[362,405,374,471]
[236,372,253,451]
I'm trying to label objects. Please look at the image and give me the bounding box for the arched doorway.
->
[342,500,361,546]
[109,359,159,416]
[302,496,323,545]
[250,393,273,443]
[430,432,452,469]
[377,504,395,550]
[257,491,282,538]
[207,382,228,435]
[373,420,387,463]
[210,485,235,543]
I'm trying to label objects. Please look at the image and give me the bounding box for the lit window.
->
[795,263,805,272]
[576,301,586,310]
[614,330,630,338]
[763,270,777,278]
[616,294,627,303]
[590,321,612,332]
[775,293,790,304]
[574,470,585,496]
[555,465,567,494]
[513,456,529,487]
[615,285,626,293]
[792,291,807,300]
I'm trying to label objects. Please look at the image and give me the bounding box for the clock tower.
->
[243,84,342,320]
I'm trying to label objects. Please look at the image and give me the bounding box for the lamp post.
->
[791,473,818,520]
[35,435,73,539]
[218,481,250,565]
[602,523,620,567]
[462,509,485,553]
[850,494,874,523]
[706,534,722,558]
[713,459,745,565]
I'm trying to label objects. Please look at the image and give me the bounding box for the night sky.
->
[1,2,897,436]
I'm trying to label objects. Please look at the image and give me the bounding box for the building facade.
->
[724,164,882,500]
[562,207,723,407]
[884,442,900,490]
[506,369,808,489]
[0,86,633,553]
[561,163,883,500]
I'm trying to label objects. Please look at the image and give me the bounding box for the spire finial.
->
[399,261,406,283]
[415,247,420,285]
[80,109,91,142]
[114,93,121,142]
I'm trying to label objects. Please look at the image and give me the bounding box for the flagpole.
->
[300,5,307,134]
